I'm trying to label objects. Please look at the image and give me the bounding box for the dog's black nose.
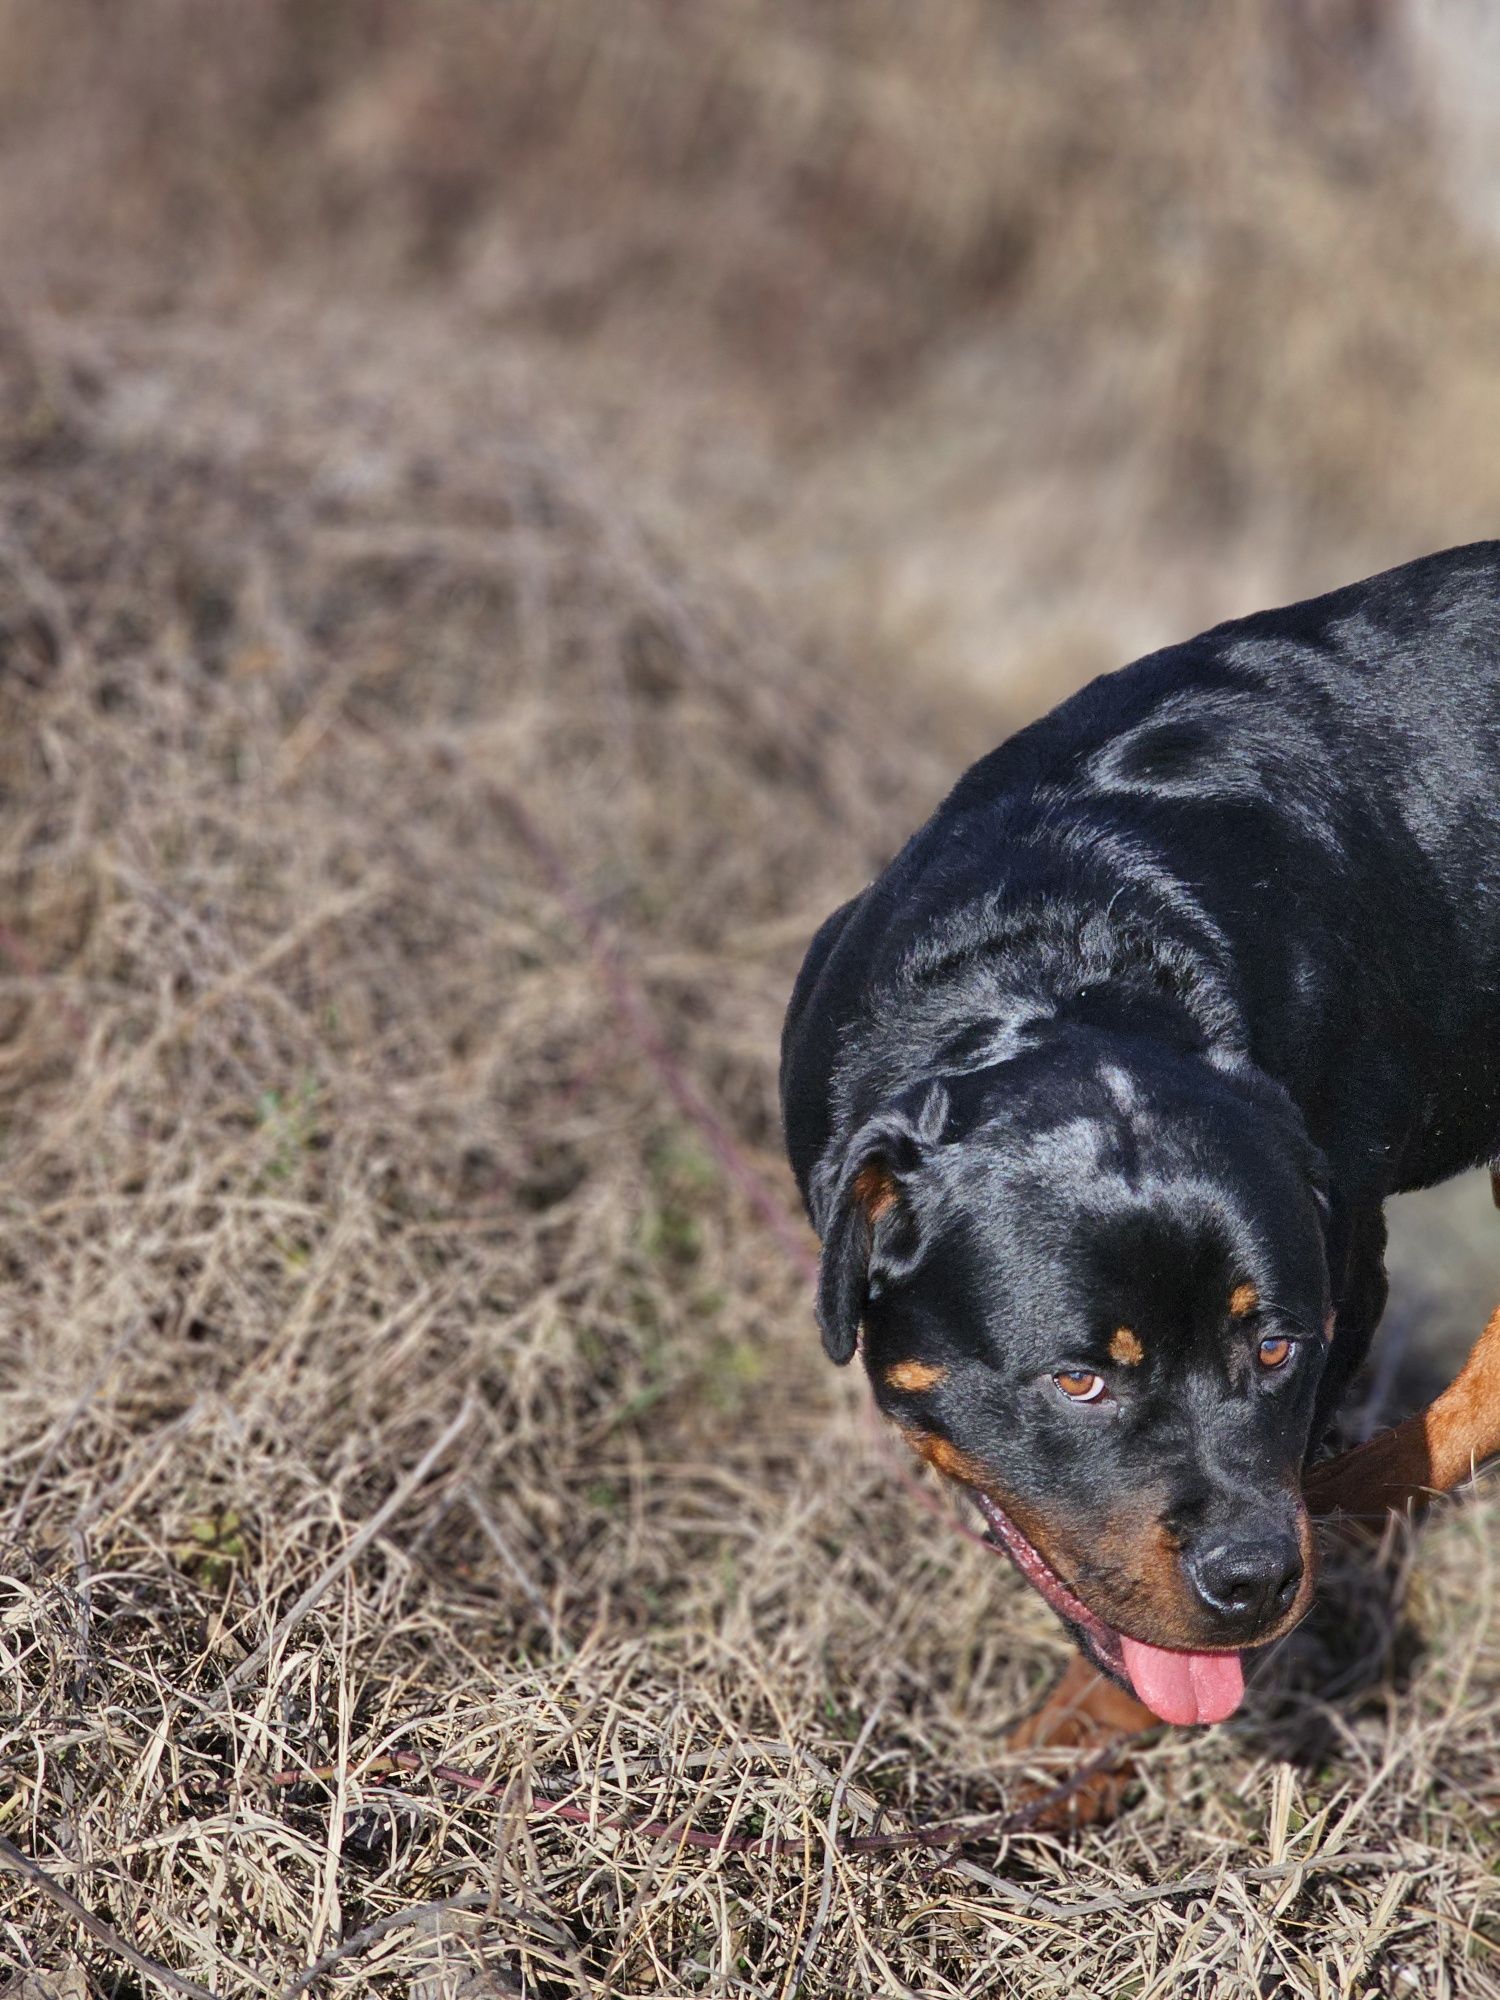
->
[1185,1534,1303,1631]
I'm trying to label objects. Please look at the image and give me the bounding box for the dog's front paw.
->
[1004,1653,1155,1830]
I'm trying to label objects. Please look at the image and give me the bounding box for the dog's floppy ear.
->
[809,1083,949,1365]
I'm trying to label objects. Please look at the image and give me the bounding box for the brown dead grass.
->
[5,0,1500,551]
[0,4,1498,1996]
[0,289,1496,2000]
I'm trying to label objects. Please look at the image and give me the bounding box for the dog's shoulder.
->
[781,542,1500,1202]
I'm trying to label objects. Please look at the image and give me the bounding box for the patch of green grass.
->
[175,1506,247,1593]
[639,1129,718,1267]
[254,1072,323,1186]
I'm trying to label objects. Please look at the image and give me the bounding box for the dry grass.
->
[4,0,1500,544]
[0,4,1499,1995]
[0,295,1494,2000]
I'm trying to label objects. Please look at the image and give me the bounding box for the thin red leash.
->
[492,783,999,1556]
[265,1740,1131,1857]
[255,774,1133,1857]
[0,756,1122,1865]
[491,785,822,1283]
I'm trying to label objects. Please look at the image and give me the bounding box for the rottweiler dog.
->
[781,542,1500,1738]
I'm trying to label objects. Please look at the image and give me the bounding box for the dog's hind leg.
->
[1305,1302,1500,1523]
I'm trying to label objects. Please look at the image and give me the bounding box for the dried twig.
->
[0,1832,227,2000]
[216,1397,473,1698]
[275,1889,581,2000]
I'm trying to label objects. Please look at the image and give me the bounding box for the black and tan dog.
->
[782,542,1500,1749]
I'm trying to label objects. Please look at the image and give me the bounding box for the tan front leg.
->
[1005,1653,1155,1827]
[1307,1303,1500,1521]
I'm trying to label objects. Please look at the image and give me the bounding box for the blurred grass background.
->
[1,3,1499,1992]
[5,0,1500,693]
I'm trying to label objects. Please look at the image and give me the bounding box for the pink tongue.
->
[1119,1636,1245,1726]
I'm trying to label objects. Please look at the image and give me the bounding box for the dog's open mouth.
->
[972,1491,1246,1727]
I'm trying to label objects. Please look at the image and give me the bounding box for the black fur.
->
[780,542,1500,1667]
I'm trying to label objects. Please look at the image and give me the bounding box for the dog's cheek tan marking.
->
[1139,1521,1185,1612]
[902,1430,1150,1637]
[912,1435,1068,1554]
[885,1359,947,1393]
[1089,1511,1202,1646]
[1291,1500,1318,1620]
[1110,1326,1144,1366]
[908,1432,992,1488]
[852,1163,898,1222]
[1228,1283,1259,1318]
[903,1429,1076,1557]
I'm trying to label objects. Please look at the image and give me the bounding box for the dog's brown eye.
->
[1257,1335,1294,1370]
[1054,1369,1106,1403]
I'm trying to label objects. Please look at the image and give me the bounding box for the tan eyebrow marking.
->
[1228,1283,1259,1318]
[1109,1326,1144,1366]
[885,1359,947,1393]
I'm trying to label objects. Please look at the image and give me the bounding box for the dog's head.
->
[811,1026,1331,1724]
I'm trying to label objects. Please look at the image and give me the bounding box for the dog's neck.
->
[832,881,1250,1139]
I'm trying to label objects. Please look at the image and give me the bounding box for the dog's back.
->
[783,541,1500,1207]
